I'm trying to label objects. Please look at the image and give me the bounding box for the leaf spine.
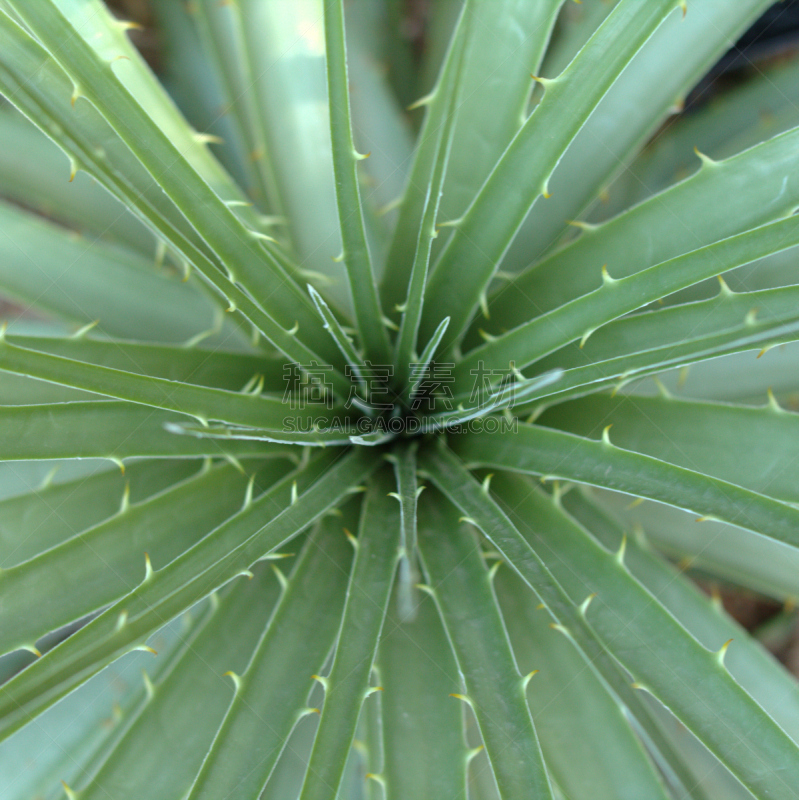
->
[579,593,597,616]
[21,643,42,658]
[616,533,627,566]
[143,552,154,582]
[311,674,329,691]
[142,668,155,700]
[224,671,243,692]
[601,424,613,446]
[716,638,733,667]
[466,745,485,764]
[450,693,474,708]
[522,670,539,691]
[61,780,78,800]
[488,560,503,582]
[70,319,100,339]
[271,564,289,591]
[365,773,386,787]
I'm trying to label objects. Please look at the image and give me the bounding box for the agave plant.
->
[2,0,799,797]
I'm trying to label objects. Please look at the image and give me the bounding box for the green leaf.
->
[420,444,716,799]
[420,0,682,348]
[503,0,773,271]
[6,335,282,391]
[489,472,799,799]
[0,459,199,567]
[299,469,400,800]
[78,563,281,800]
[0,402,280,461]
[0,448,375,741]
[0,600,215,800]
[388,441,420,622]
[6,1,319,337]
[189,0,283,213]
[323,0,391,364]
[489,124,799,331]
[602,53,799,218]
[378,590,467,800]
[0,460,287,656]
[539,393,799,502]
[0,200,222,344]
[563,488,799,745]
[187,511,356,800]
[0,338,336,430]
[0,7,343,373]
[495,567,670,800]
[456,214,799,382]
[417,494,553,800]
[452,421,799,548]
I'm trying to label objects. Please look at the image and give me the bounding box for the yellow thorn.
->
[271,564,289,591]
[242,474,256,510]
[536,603,546,611]
[550,623,571,638]
[579,593,597,616]
[601,424,613,445]
[290,480,298,506]
[458,516,478,526]
[415,583,435,597]
[744,307,759,326]
[717,638,733,667]
[407,90,435,110]
[116,610,128,631]
[344,528,359,550]
[716,275,734,296]
[110,457,126,475]
[142,668,155,699]
[70,319,100,339]
[466,744,485,764]
[364,686,383,699]
[415,485,426,498]
[679,0,687,18]
[143,552,154,582]
[481,474,494,495]
[566,219,599,232]
[224,670,243,691]
[767,388,783,412]
[236,569,254,580]
[522,670,539,691]
[530,73,555,90]
[194,131,224,145]
[365,773,387,787]
[22,644,42,658]
[450,693,474,708]
[479,290,490,320]
[68,157,78,183]
[131,644,158,656]
[601,264,617,286]
[616,533,627,566]
[61,780,78,800]
[311,674,329,691]
[579,327,595,348]
[286,321,300,335]
[625,496,645,510]
[693,145,717,167]
[488,560,503,582]
[116,19,144,32]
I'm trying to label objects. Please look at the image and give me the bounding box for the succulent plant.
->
[2,0,799,797]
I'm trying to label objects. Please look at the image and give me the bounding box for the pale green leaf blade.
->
[490,472,799,800]
[456,214,799,382]
[78,563,281,800]
[416,494,554,800]
[420,446,783,799]
[539,393,799,502]
[503,0,773,271]
[388,441,420,622]
[0,339,337,430]
[0,601,215,800]
[323,0,390,364]
[0,460,199,567]
[495,568,670,800]
[452,422,799,548]
[564,488,799,745]
[299,469,401,800]
[421,0,683,348]
[0,402,280,461]
[0,448,376,741]
[378,590,468,800]
[187,512,355,800]
[489,125,799,331]
[0,200,221,344]
[0,461,286,656]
